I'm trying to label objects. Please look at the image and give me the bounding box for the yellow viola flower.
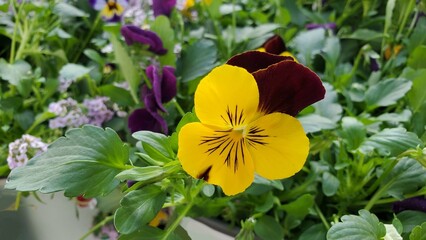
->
[178,51,325,195]
[90,0,128,22]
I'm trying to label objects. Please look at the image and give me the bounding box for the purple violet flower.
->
[393,197,426,213]
[128,108,168,134]
[305,22,337,31]
[370,57,380,72]
[145,65,177,112]
[121,25,167,55]
[152,0,177,17]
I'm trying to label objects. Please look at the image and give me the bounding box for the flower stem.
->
[314,203,330,230]
[79,215,114,240]
[172,98,185,116]
[161,181,204,240]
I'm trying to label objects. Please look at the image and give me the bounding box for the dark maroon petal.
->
[227,51,293,73]
[152,0,176,17]
[392,197,426,213]
[128,108,168,134]
[263,35,287,55]
[253,60,325,116]
[161,66,177,103]
[120,25,167,55]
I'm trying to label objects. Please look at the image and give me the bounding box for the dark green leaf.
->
[254,215,284,240]
[397,210,426,233]
[298,224,327,240]
[99,84,134,107]
[365,78,412,109]
[360,128,422,156]
[322,172,340,197]
[340,117,366,151]
[114,185,166,234]
[327,210,386,240]
[408,46,426,69]
[177,40,217,83]
[281,194,314,219]
[5,126,129,197]
[133,131,175,160]
[15,110,34,130]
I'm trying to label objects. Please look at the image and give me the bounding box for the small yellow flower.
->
[178,52,325,195]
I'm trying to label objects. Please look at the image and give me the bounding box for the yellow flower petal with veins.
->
[178,64,309,195]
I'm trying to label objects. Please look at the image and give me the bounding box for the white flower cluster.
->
[7,134,48,169]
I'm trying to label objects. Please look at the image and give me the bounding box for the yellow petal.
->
[246,113,309,180]
[178,122,255,195]
[195,65,259,128]
[101,6,115,19]
[280,51,298,63]
[256,47,266,52]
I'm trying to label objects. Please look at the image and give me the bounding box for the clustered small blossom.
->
[49,97,124,129]
[48,98,89,129]
[7,134,48,170]
[83,97,115,126]
[94,224,119,240]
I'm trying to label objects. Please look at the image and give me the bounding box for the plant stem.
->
[161,181,204,240]
[172,98,185,116]
[80,215,114,240]
[314,203,330,230]
[14,192,22,210]
[72,13,101,63]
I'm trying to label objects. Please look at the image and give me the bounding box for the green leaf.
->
[292,28,326,64]
[298,224,327,240]
[397,210,426,233]
[114,185,166,234]
[322,172,340,197]
[299,114,337,133]
[360,128,422,156]
[321,37,340,66]
[27,111,56,133]
[383,158,426,199]
[340,117,366,151]
[327,210,386,240]
[5,126,129,197]
[84,49,106,65]
[99,84,134,107]
[410,222,426,240]
[384,0,396,40]
[110,34,140,103]
[408,46,426,69]
[115,166,165,182]
[365,78,412,109]
[133,131,175,161]
[0,59,32,85]
[254,191,274,213]
[177,40,217,83]
[119,226,184,240]
[407,69,426,112]
[53,2,88,17]
[281,194,314,219]
[314,83,342,122]
[59,63,91,81]
[254,215,284,240]
[15,110,34,130]
[344,29,384,41]
[151,16,176,66]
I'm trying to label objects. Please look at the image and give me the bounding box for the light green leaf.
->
[59,63,91,81]
[116,166,165,182]
[377,110,412,123]
[384,0,396,40]
[133,131,175,161]
[322,172,340,197]
[407,69,426,112]
[292,28,326,64]
[84,49,106,65]
[151,16,176,66]
[327,210,386,240]
[360,128,422,156]
[254,215,284,240]
[281,194,314,219]
[0,59,32,85]
[99,84,134,107]
[5,126,129,197]
[407,45,426,69]
[341,117,366,151]
[365,78,412,109]
[177,40,217,83]
[409,222,426,240]
[53,2,88,18]
[298,224,327,240]
[344,29,384,41]
[110,34,140,103]
[383,158,426,199]
[114,185,166,234]
[314,83,342,122]
[299,114,337,133]
[321,37,341,66]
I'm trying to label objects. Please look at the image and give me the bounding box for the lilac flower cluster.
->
[83,96,115,126]
[95,224,119,240]
[48,97,123,129]
[7,134,48,170]
[48,98,89,129]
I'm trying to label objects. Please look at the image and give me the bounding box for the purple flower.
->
[128,108,168,134]
[89,0,129,22]
[7,135,48,169]
[305,22,337,31]
[370,57,380,72]
[144,65,177,112]
[152,0,176,17]
[94,224,119,240]
[393,197,426,213]
[120,25,167,55]
[48,98,89,129]
[83,96,114,126]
